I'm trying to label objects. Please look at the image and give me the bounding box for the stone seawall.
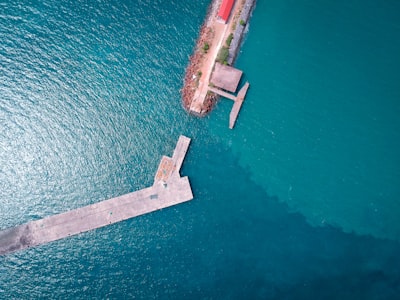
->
[228,0,256,65]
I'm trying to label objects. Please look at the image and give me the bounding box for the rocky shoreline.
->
[181,1,220,114]
[181,23,216,113]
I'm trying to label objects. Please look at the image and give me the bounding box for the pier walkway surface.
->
[209,87,237,101]
[209,82,250,129]
[229,82,249,129]
[0,136,193,256]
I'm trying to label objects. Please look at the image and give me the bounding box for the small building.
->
[210,62,243,93]
[217,0,235,23]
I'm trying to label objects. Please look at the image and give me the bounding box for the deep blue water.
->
[210,0,400,241]
[1,0,400,299]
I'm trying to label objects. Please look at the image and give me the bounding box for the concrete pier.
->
[0,136,193,256]
[209,82,250,129]
[229,82,249,129]
[208,87,237,101]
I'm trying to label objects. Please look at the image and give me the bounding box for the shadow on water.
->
[2,135,399,299]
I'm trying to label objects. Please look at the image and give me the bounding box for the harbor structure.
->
[208,62,250,128]
[0,136,193,256]
[182,0,256,128]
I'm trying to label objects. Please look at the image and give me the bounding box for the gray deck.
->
[0,136,193,256]
[229,82,249,129]
[210,63,243,93]
[209,82,249,129]
[209,87,237,101]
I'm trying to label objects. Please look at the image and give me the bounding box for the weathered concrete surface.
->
[229,82,250,129]
[210,63,243,93]
[208,82,249,129]
[170,135,191,176]
[209,87,237,101]
[0,136,193,256]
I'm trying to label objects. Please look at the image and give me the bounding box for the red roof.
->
[218,0,235,22]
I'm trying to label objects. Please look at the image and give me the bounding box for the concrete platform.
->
[0,136,193,256]
[210,63,243,93]
[208,82,249,129]
[229,82,249,129]
[209,87,237,101]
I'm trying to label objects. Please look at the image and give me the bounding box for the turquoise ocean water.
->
[1,0,400,298]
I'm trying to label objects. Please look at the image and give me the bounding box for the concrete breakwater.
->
[228,0,256,65]
[0,136,193,256]
[181,0,256,116]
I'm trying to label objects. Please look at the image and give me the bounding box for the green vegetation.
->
[202,42,210,53]
[226,33,234,47]
[240,19,246,26]
[216,46,229,65]
[195,71,202,87]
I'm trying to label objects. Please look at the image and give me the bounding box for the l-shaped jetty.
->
[0,136,193,255]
